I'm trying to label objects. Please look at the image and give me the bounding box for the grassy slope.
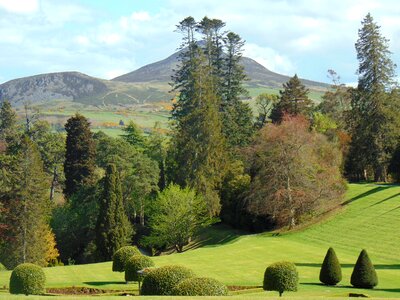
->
[0,183,399,299]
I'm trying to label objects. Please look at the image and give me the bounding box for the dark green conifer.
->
[350,249,378,289]
[319,247,342,285]
[96,164,133,261]
[63,114,95,197]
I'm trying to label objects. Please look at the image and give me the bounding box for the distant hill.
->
[113,51,328,90]
[0,51,329,106]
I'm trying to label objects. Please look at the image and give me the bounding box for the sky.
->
[0,0,399,85]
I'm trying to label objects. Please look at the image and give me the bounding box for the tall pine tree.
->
[346,13,398,181]
[63,114,96,197]
[96,164,133,261]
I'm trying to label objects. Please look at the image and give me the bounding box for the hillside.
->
[0,183,399,299]
[0,50,328,107]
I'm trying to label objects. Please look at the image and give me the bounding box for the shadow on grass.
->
[295,263,400,270]
[370,192,400,207]
[302,283,400,294]
[83,281,127,286]
[342,186,393,206]
[184,223,245,251]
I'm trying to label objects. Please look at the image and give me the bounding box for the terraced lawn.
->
[0,183,399,299]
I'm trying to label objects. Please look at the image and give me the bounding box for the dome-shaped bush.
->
[125,255,155,282]
[171,277,228,296]
[263,261,298,297]
[319,247,342,285]
[9,263,46,295]
[141,265,194,295]
[112,246,141,272]
[351,249,378,289]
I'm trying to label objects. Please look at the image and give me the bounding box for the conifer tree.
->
[63,114,95,198]
[351,249,378,289]
[96,164,133,261]
[346,13,398,181]
[319,247,342,285]
[121,121,145,150]
[0,136,53,268]
[270,74,312,123]
[0,100,16,137]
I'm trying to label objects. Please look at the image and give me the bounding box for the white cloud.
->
[0,0,38,14]
[244,43,295,75]
[131,11,151,22]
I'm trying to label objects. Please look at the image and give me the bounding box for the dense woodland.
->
[0,13,399,268]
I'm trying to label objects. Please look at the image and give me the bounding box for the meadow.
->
[0,183,399,299]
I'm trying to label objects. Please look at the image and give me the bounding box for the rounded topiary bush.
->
[171,277,228,296]
[320,247,342,285]
[141,265,194,295]
[351,249,378,289]
[125,255,155,282]
[263,261,298,297]
[9,263,46,295]
[112,246,141,272]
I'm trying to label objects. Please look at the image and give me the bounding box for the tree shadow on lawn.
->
[295,263,400,270]
[302,283,400,293]
[342,186,394,206]
[83,281,128,286]
[369,192,400,207]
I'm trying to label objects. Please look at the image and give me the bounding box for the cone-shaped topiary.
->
[125,255,155,282]
[319,247,342,285]
[112,246,141,272]
[351,249,378,289]
[9,263,46,295]
[263,261,298,297]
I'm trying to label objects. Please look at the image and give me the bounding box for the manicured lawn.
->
[0,183,399,298]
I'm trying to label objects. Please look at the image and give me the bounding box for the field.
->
[0,183,399,299]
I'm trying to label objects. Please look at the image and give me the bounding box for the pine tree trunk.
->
[50,166,58,201]
[140,200,145,226]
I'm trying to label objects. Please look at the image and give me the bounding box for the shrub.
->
[263,261,298,297]
[112,246,141,272]
[319,247,342,285]
[141,265,194,295]
[125,255,155,282]
[351,249,378,289]
[172,277,228,296]
[9,263,46,295]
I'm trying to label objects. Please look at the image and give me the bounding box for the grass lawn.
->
[0,183,399,299]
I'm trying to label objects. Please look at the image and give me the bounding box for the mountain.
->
[0,51,329,106]
[112,52,328,90]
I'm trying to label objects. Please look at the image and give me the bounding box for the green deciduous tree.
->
[145,184,209,252]
[270,74,312,123]
[63,114,95,198]
[254,93,279,129]
[96,164,133,261]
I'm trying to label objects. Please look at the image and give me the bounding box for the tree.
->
[0,136,54,268]
[254,93,279,129]
[351,249,378,289]
[121,121,146,150]
[346,14,398,182]
[96,164,133,261]
[263,261,298,297]
[0,100,17,138]
[270,74,312,123]
[319,247,342,285]
[246,116,345,228]
[145,184,209,252]
[168,50,226,216]
[63,114,96,198]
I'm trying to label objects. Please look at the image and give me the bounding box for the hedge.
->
[112,246,141,272]
[9,263,46,295]
[172,277,228,296]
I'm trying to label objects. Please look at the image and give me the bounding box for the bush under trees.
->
[319,247,342,285]
[112,246,141,272]
[9,263,46,295]
[263,261,298,297]
[351,249,378,289]
[172,277,228,296]
[125,255,154,282]
[140,265,194,295]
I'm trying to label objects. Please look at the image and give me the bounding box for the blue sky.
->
[0,0,399,85]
